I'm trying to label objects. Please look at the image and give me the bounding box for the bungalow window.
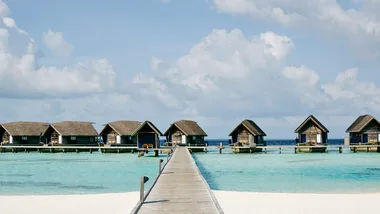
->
[128,136,132,140]
[22,136,27,140]
[70,136,77,140]
[90,137,94,142]
[193,136,196,140]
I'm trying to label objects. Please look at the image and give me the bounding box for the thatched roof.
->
[100,120,142,136]
[46,121,98,136]
[346,114,379,133]
[229,119,266,136]
[163,120,207,136]
[132,121,163,136]
[1,121,48,136]
[294,115,329,133]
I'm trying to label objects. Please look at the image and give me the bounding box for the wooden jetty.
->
[134,146,223,214]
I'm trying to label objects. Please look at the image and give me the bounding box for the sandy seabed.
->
[1,191,380,214]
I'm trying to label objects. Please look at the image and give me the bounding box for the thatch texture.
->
[100,120,142,136]
[294,115,329,133]
[1,121,48,136]
[229,119,266,136]
[164,120,207,136]
[49,121,98,136]
[132,121,163,136]
[346,114,379,133]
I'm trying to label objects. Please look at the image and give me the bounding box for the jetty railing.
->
[130,146,177,214]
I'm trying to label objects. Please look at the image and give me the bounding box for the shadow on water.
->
[0,173,33,177]
[287,159,324,163]
[0,181,107,190]
[192,155,220,190]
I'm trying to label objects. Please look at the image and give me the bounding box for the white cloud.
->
[0,0,9,18]
[0,26,115,98]
[43,29,73,57]
[1,0,380,138]
[131,28,380,137]
[211,0,380,57]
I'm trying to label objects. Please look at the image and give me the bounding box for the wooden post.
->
[219,142,222,154]
[76,148,79,153]
[90,149,92,154]
[295,147,297,154]
[367,147,370,153]
[354,147,357,153]
[140,176,144,202]
[264,148,267,154]
[279,147,282,154]
[138,151,145,157]
[154,150,158,157]
[339,147,343,153]
[158,159,163,174]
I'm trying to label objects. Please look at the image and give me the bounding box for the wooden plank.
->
[137,147,223,214]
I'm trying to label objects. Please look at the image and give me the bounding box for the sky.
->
[1,0,380,139]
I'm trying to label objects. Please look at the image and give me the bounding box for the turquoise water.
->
[194,148,380,193]
[2,148,380,195]
[0,152,167,195]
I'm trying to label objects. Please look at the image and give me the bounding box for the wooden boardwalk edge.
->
[130,147,176,214]
[189,148,225,214]
[132,146,224,213]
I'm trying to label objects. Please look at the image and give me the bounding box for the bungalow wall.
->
[61,136,97,145]
[1,130,9,144]
[166,127,205,145]
[297,122,327,144]
[0,130,43,145]
[166,127,183,144]
[11,136,42,145]
[231,127,265,146]
[137,123,160,148]
[349,120,380,144]
[186,135,205,145]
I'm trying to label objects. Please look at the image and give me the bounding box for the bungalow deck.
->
[1,144,380,154]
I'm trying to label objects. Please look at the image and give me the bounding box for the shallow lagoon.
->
[194,148,380,193]
[0,152,166,195]
[2,147,380,195]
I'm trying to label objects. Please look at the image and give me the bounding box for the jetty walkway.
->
[136,146,223,214]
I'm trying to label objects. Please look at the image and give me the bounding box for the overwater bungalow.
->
[99,120,162,153]
[43,121,98,146]
[99,120,141,146]
[0,121,48,146]
[229,119,267,153]
[133,121,162,149]
[294,115,329,153]
[163,120,207,147]
[346,114,380,152]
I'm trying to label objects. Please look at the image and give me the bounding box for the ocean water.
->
[1,138,379,195]
[193,149,380,193]
[0,152,167,195]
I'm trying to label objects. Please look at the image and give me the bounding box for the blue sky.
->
[1,0,380,139]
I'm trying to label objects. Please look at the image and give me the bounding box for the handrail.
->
[130,146,177,214]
